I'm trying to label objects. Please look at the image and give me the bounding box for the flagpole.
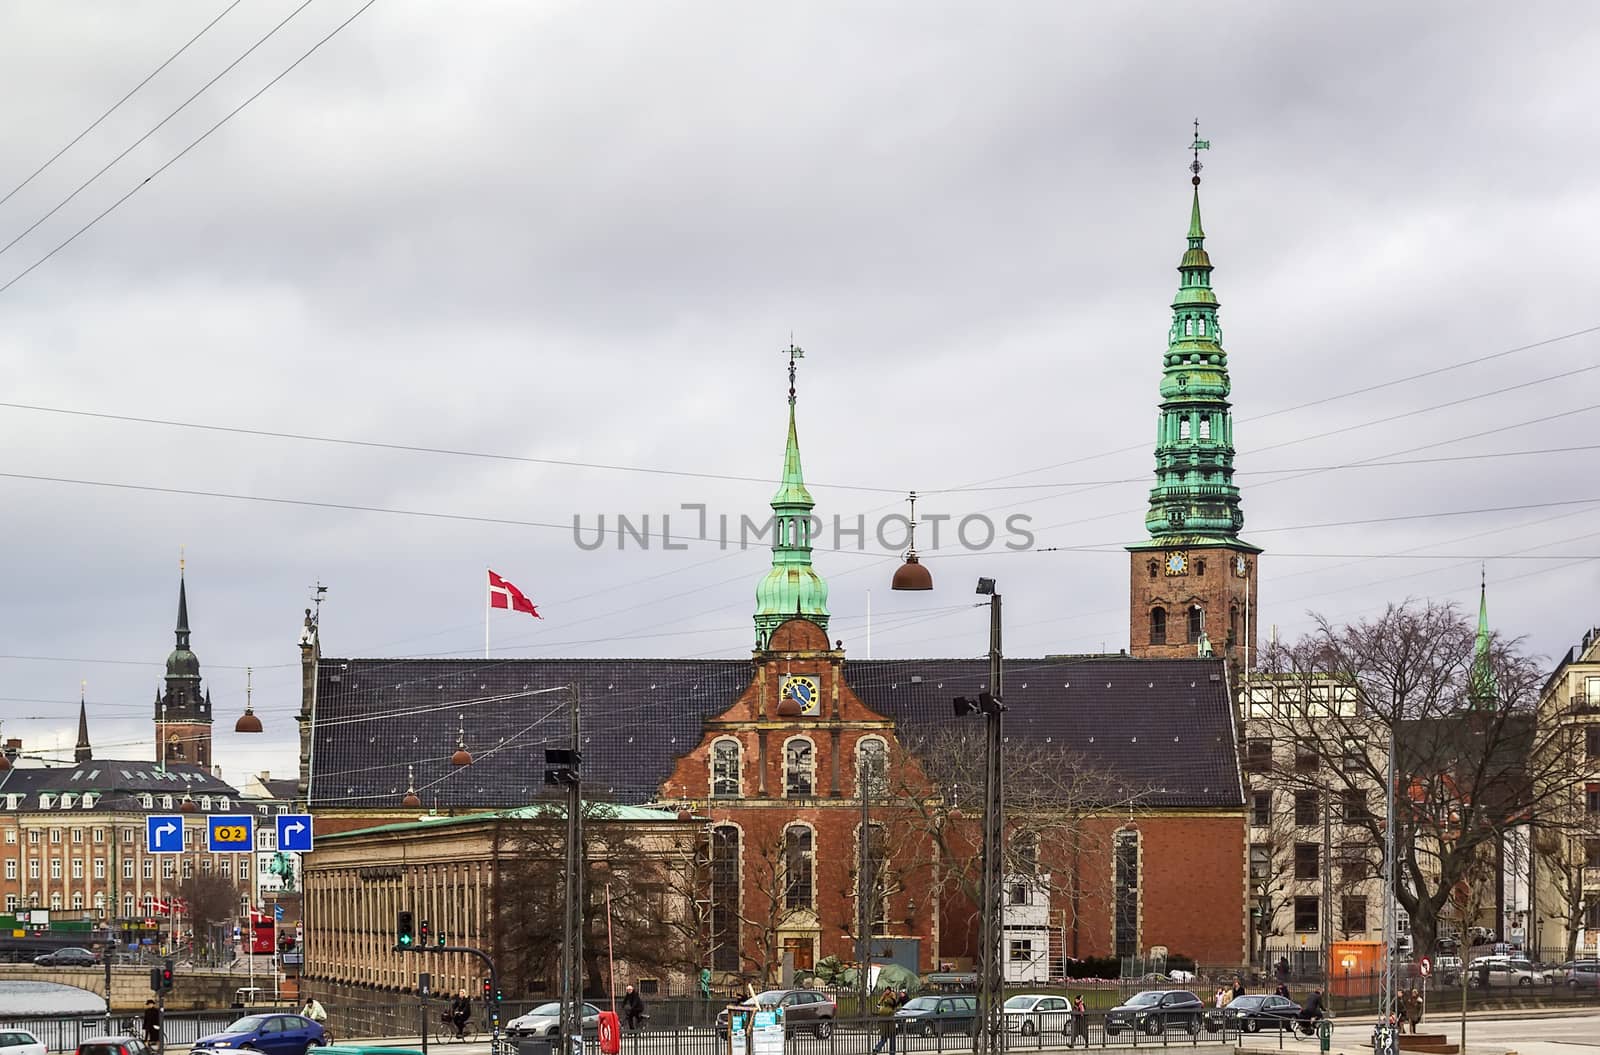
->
[485,569,490,659]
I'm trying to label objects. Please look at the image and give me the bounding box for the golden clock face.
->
[1164,551,1188,576]
[780,675,820,716]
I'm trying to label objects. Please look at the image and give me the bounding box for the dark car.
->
[1105,990,1205,1037]
[76,1038,154,1055]
[35,947,98,967]
[1206,995,1302,1034]
[715,991,836,1039]
[894,995,977,1036]
[193,1014,328,1055]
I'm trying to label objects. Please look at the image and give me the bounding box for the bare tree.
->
[1256,600,1581,959]
[175,872,240,953]
[1246,805,1301,965]
[884,727,1148,958]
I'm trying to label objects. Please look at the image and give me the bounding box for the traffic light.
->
[396,910,415,950]
[160,959,175,992]
[437,930,447,949]
[419,918,431,946]
[149,967,162,992]
[495,989,503,1003]
[482,978,492,1000]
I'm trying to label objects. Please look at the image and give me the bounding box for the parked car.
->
[714,991,836,1040]
[894,995,976,1036]
[1207,994,1302,1034]
[506,1003,602,1039]
[75,1038,154,1055]
[193,1014,328,1055]
[1,1031,47,1055]
[34,947,98,966]
[1104,990,1205,1037]
[1003,994,1073,1035]
[1558,961,1600,989]
[1468,960,1544,987]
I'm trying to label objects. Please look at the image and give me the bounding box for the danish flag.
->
[488,570,541,618]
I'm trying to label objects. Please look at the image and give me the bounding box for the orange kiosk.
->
[1329,940,1383,1000]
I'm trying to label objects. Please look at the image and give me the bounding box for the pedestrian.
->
[1407,986,1423,1034]
[623,984,647,1031]
[1232,976,1246,1000]
[300,992,328,1026]
[141,1000,161,1047]
[1274,981,1290,1000]
[1214,988,1227,1009]
[1072,995,1089,1047]
[1276,957,1290,985]
[872,987,901,1055]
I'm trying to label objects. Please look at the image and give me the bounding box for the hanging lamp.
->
[890,491,933,591]
[450,714,473,766]
[235,666,263,734]
[401,765,422,808]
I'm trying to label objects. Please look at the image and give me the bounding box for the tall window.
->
[1251,791,1271,826]
[1587,783,1600,815]
[783,826,814,910]
[1229,604,1240,646]
[858,737,887,797]
[1293,791,1319,827]
[1342,789,1369,821]
[1248,844,1271,882]
[1187,606,1204,643]
[1150,607,1167,644]
[1113,830,1139,959]
[1342,895,1368,934]
[1244,739,1272,772]
[710,826,741,973]
[1586,727,1600,761]
[1294,896,1320,933]
[711,740,741,798]
[1015,831,1039,875]
[860,823,890,935]
[1294,843,1320,880]
[1179,418,1192,440]
[1198,417,1211,440]
[784,739,814,798]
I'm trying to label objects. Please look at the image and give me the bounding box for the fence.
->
[0,1008,286,1051]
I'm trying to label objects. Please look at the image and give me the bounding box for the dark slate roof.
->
[309,655,1242,810]
[309,658,752,808]
[848,656,1243,808]
[261,778,299,801]
[0,759,241,811]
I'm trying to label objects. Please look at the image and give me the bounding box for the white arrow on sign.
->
[286,821,307,838]
[156,822,177,844]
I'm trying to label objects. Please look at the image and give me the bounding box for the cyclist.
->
[1297,987,1326,1034]
[449,989,473,1040]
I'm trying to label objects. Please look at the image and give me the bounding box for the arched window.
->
[1179,418,1192,441]
[1195,559,1206,577]
[1198,417,1211,440]
[783,825,814,910]
[858,737,887,797]
[1149,607,1167,645]
[1184,318,1194,336]
[1229,604,1240,646]
[1188,606,1205,643]
[784,738,814,798]
[50,893,63,910]
[1197,317,1207,336]
[71,892,83,910]
[123,894,135,917]
[711,739,741,798]
[1113,829,1140,958]
[1148,560,1159,580]
[709,826,741,972]
[143,893,155,915]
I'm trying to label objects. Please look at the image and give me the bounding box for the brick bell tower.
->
[1128,134,1260,666]
[156,562,213,768]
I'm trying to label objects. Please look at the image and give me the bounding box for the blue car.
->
[194,1014,328,1055]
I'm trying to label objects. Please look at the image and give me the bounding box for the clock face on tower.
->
[1164,551,1188,576]
[780,675,820,716]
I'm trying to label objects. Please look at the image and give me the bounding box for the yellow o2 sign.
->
[207,814,255,852]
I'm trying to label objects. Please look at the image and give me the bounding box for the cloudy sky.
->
[1,1,1597,783]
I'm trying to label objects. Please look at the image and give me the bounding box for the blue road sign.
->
[274,903,284,921]
[276,813,314,852]
[146,814,184,854]
[206,814,255,853]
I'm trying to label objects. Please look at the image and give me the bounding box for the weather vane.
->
[1190,119,1210,185]
[783,338,805,405]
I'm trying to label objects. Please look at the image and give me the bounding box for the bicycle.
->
[439,1012,482,1043]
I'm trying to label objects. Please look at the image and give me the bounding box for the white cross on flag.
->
[488,569,541,618]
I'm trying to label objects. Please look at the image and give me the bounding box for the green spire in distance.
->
[754,344,830,649]
[1469,569,1498,709]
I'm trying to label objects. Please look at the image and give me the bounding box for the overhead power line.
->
[0,0,381,297]
[0,1,247,211]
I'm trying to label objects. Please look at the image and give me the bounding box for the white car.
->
[0,1031,46,1055]
[1003,994,1074,1035]
[506,1002,602,1039]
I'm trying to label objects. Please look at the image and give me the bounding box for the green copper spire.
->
[1469,569,1498,708]
[1132,139,1256,552]
[754,345,830,649]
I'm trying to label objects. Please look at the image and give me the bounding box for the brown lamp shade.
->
[234,708,263,734]
[891,554,933,591]
[179,796,197,813]
[676,808,694,822]
[451,747,474,767]
[401,790,422,808]
[776,696,804,718]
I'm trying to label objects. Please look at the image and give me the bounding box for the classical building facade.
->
[1531,624,1600,959]
[1127,173,1260,667]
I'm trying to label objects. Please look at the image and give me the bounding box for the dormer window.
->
[160,795,173,810]
[200,796,212,811]
[82,794,96,809]
[219,797,229,810]
[39,795,55,809]
[60,794,75,809]
[140,794,154,809]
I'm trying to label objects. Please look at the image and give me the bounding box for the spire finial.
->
[783,340,804,406]
[1190,119,1209,185]
[179,545,185,574]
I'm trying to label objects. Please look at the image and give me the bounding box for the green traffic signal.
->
[396,910,415,950]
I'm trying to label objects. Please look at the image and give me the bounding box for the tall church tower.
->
[156,567,214,767]
[1128,142,1260,665]
[753,345,830,650]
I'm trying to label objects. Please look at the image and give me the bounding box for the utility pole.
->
[975,581,1005,1055]
[1378,727,1398,1055]
[547,686,585,1055]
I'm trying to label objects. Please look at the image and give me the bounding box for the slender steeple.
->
[1136,128,1254,549]
[157,556,212,766]
[1469,569,1498,709]
[74,682,92,763]
[753,344,830,649]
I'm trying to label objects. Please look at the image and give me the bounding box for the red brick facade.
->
[1129,546,1259,667]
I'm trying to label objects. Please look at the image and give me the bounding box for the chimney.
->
[2,738,20,760]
